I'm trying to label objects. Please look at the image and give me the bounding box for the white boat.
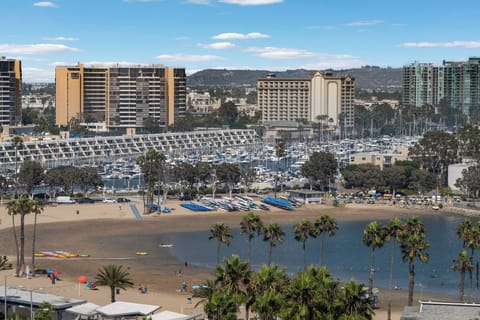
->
[159,244,173,248]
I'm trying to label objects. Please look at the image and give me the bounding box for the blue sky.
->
[1,0,479,82]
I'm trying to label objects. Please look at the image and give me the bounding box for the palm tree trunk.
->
[111,286,116,302]
[468,269,472,303]
[369,249,375,297]
[217,241,221,265]
[11,214,20,276]
[247,239,251,263]
[32,213,38,275]
[408,263,415,306]
[19,214,25,276]
[320,234,325,266]
[269,245,273,265]
[459,269,465,301]
[387,242,395,320]
[303,243,306,271]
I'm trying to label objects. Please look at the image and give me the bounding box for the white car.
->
[103,198,117,203]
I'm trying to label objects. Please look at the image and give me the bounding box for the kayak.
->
[135,251,149,256]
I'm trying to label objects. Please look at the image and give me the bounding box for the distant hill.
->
[187,66,402,91]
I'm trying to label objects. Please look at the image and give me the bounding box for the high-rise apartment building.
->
[0,57,22,126]
[56,63,186,131]
[402,58,480,115]
[257,71,355,130]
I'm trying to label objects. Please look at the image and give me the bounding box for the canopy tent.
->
[96,301,160,317]
[151,310,202,320]
[65,302,100,317]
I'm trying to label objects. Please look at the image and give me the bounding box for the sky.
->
[1,0,479,82]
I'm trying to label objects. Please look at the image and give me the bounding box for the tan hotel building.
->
[56,63,186,132]
[257,71,355,132]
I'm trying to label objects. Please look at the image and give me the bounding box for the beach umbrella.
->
[77,275,87,284]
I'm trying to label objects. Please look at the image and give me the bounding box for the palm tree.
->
[240,211,263,262]
[340,280,374,320]
[314,215,338,266]
[456,219,477,300]
[215,255,251,320]
[6,197,42,276]
[452,250,474,302]
[209,223,233,265]
[362,221,385,297]
[293,219,316,271]
[400,217,430,306]
[30,199,43,274]
[263,223,285,265]
[95,264,134,302]
[384,217,404,320]
[250,264,287,320]
[203,290,238,320]
[11,136,24,187]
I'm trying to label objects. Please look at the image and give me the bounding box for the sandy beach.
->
[0,196,463,319]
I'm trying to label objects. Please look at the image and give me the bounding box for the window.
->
[71,72,79,79]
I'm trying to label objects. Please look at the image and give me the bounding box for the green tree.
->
[251,264,288,320]
[215,162,241,198]
[203,290,238,320]
[294,219,316,271]
[382,166,406,196]
[455,164,480,198]
[301,151,337,191]
[17,160,44,197]
[362,221,385,297]
[30,199,44,273]
[263,223,286,265]
[209,223,233,265]
[75,166,103,197]
[217,101,239,126]
[137,149,166,213]
[340,280,374,320]
[400,217,430,306]
[95,264,134,302]
[240,212,263,262]
[341,164,383,191]
[452,250,474,302]
[34,302,54,320]
[11,136,24,187]
[6,197,43,276]
[314,215,338,266]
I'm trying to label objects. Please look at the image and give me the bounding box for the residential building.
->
[55,63,186,132]
[257,72,355,134]
[0,57,22,126]
[402,57,480,115]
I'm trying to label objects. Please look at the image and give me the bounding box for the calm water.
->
[159,213,474,297]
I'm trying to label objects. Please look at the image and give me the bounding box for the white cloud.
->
[42,37,79,41]
[22,67,55,82]
[212,32,269,40]
[345,20,383,27]
[245,46,315,59]
[219,0,283,5]
[303,58,365,70]
[400,41,480,48]
[33,1,58,8]
[199,42,236,49]
[0,44,78,55]
[156,54,224,62]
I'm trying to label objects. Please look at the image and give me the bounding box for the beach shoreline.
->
[0,197,471,319]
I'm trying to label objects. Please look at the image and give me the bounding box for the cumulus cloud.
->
[245,46,315,59]
[400,41,480,48]
[156,54,224,62]
[42,36,79,41]
[219,0,283,5]
[0,44,78,55]
[212,32,269,40]
[345,20,383,27]
[199,42,236,49]
[33,1,58,8]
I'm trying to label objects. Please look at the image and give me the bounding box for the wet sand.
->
[0,197,462,319]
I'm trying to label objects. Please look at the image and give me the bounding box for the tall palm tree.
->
[30,199,43,274]
[251,265,287,320]
[293,219,316,271]
[209,223,233,265]
[263,223,285,265]
[456,219,477,300]
[340,280,374,320]
[314,215,338,266]
[240,211,263,262]
[6,197,42,276]
[203,290,238,320]
[400,216,430,306]
[95,264,134,302]
[452,250,474,302]
[362,221,385,297]
[384,217,404,320]
[215,255,251,320]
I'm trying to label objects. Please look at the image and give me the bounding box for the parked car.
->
[78,197,95,204]
[103,198,117,203]
[116,197,131,203]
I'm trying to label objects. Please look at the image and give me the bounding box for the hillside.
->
[187,66,402,91]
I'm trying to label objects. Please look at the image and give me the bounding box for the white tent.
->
[96,301,160,317]
[65,302,100,317]
[151,310,202,320]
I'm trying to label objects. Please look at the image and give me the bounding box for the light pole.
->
[4,275,7,319]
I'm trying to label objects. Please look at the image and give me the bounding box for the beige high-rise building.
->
[257,71,355,131]
[55,63,186,132]
[0,57,22,126]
